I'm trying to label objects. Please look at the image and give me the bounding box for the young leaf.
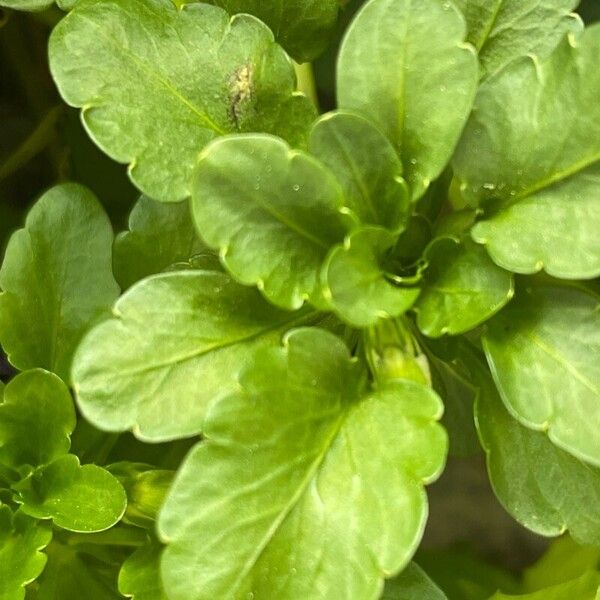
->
[475,357,600,546]
[490,571,600,600]
[453,30,600,279]
[192,135,348,310]
[15,455,127,533]
[381,562,447,599]
[483,285,600,467]
[322,227,420,327]
[204,0,340,63]
[414,237,514,337]
[119,538,167,600]
[337,0,478,200]
[159,328,447,600]
[113,196,212,290]
[72,271,319,441]
[0,506,51,600]
[454,0,581,77]
[0,183,119,382]
[49,0,316,202]
[0,370,75,470]
[309,111,409,232]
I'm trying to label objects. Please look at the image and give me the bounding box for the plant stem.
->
[294,61,320,112]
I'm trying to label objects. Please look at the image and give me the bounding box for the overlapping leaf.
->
[337,0,478,200]
[454,29,600,279]
[159,328,447,600]
[415,237,514,337]
[119,539,167,600]
[491,571,600,600]
[382,562,447,599]
[0,184,118,381]
[192,134,348,309]
[72,271,320,441]
[49,0,316,202]
[113,196,212,290]
[474,355,600,545]
[322,227,420,327]
[483,285,600,467]
[455,0,581,77]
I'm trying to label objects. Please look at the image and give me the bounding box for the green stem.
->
[294,61,320,112]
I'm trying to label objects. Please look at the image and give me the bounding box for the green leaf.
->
[0,183,119,382]
[15,455,126,533]
[490,571,600,600]
[29,538,121,600]
[455,0,581,77]
[381,562,447,600]
[0,506,51,600]
[453,30,600,279]
[309,111,409,232]
[204,0,340,62]
[414,237,514,337]
[192,135,348,309]
[72,271,319,441]
[0,370,75,470]
[475,355,600,546]
[49,0,316,202]
[523,536,600,592]
[159,328,447,600]
[0,0,53,10]
[113,196,212,290]
[337,0,478,200]
[322,227,420,327]
[119,539,167,600]
[483,285,600,467]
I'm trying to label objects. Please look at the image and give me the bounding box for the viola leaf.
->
[483,285,600,467]
[0,184,119,382]
[191,134,348,310]
[0,507,51,600]
[113,196,213,290]
[204,0,340,63]
[159,328,447,600]
[0,0,53,10]
[119,538,167,600]
[474,355,600,546]
[337,0,478,200]
[322,227,420,328]
[490,571,600,600]
[309,111,410,232]
[72,271,320,441]
[49,0,316,202]
[15,455,127,533]
[415,237,514,337]
[0,370,75,470]
[455,0,581,77]
[453,30,600,279]
[382,562,447,599]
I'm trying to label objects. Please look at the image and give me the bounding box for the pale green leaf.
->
[455,0,581,77]
[491,571,600,600]
[0,183,119,381]
[204,0,340,62]
[159,328,447,600]
[414,237,514,337]
[192,135,348,309]
[72,271,319,441]
[0,0,53,10]
[523,536,600,592]
[475,355,600,546]
[0,506,51,600]
[49,0,316,202]
[0,370,75,470]
[453,30,600,279]
[337,0,478,200]
[119,539,167,600]
[322,227,420,327]
[309,111,409,232]
[382,562,447,600]
[483,285,600,467]
[113,196,212,290]
[15,455,126,533]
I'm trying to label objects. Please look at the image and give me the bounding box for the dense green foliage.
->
[0,0,599,598]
